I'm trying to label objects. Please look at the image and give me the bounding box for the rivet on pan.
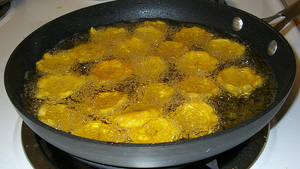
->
[268,40,278,56]
[232,17,243,31]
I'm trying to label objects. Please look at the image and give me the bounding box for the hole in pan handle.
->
[0,0,11,6]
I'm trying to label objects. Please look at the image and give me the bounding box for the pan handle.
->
[0,0,11,6]
[262,0,300,31]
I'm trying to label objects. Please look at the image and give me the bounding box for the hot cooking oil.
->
[22,18,276,143]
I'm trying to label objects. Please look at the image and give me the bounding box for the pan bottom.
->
[21,122,269,169]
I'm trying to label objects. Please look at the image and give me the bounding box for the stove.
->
[1,0,299,169]
[21,122,269,169]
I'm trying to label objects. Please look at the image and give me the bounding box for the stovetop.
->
[21,122,269,169]
[0,0,299,169]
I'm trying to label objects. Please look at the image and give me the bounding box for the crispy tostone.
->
[36,52,74,75]
[129,117,180,143]
[38,104,87,131]
[217,66,263,97]
[176,76,219,100]
[35,74,86,101]
[173,26,213,48]
[176,50,218,76]
[67,42,106,62]
[137,20,168,33]
[89,59,133,86]
[132,56,166,82]
[90,27,129,46]
[205,38,246,60]
[138,82,176,107]
[113,105,162,128]
[155,41,188,58]
[82,91,128,116]
[172,101,219,139]
[72,120,128,143]
[133,26,165,45]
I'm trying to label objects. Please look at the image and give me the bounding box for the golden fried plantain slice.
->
[176,51,218,76]
[129,117,181,143]
[90,27,129,46]
[90,59,133,83]
[82,91,128,116]
[38,104,87,132]
[204,38,246,61]
[109,37,152,59]
[173,26,213,48]
[72,120,128,143]
[138,82,176,107]
[133,26,165,45]
[217,66,263,97]
[175,76,219,100]
[137,20,168,33]
[172,101,220,139]
[36,52,74,75]
[133,56,166,82]
[155,41,188,58]
[35,74,87,101]
[67,42,106,62]
[113,105,162,128]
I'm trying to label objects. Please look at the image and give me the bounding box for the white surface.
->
[0,0,299,168]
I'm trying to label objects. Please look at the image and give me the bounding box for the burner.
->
[21,122,269,169]
[0,1,10,21]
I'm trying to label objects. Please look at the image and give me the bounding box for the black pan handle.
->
[262,0,300,31]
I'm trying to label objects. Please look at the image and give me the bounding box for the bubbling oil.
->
[23,18,276,143]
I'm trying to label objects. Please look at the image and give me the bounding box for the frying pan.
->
[4,0,297,168]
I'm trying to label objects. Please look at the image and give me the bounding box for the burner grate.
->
[21,122,269,169]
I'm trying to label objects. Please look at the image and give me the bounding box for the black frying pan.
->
[4,0,296,168]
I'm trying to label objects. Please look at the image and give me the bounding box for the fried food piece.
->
[36,52,74,75]
[176,76,219,100]
[173,26,213,48]
[129,117,180,143]
[81,91,128,116]
[217,66,263,97]
[133,26,165,45]
[38,104,87,131]
[172,101,219,139]
[176,51,218,76]
[90,27,129,46]
[72,120,128,143]
[133,56,166,82]
[204,38,246,60]
[113,105,162,128]
[110,37,152,59]
[35,74,87,101]
[67,43,106,62]
[89,59,133,85]
[155,41,188,58]
[138,82,176,106]
[138,20,168,33]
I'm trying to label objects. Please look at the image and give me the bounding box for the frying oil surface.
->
[24,19,276,143]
